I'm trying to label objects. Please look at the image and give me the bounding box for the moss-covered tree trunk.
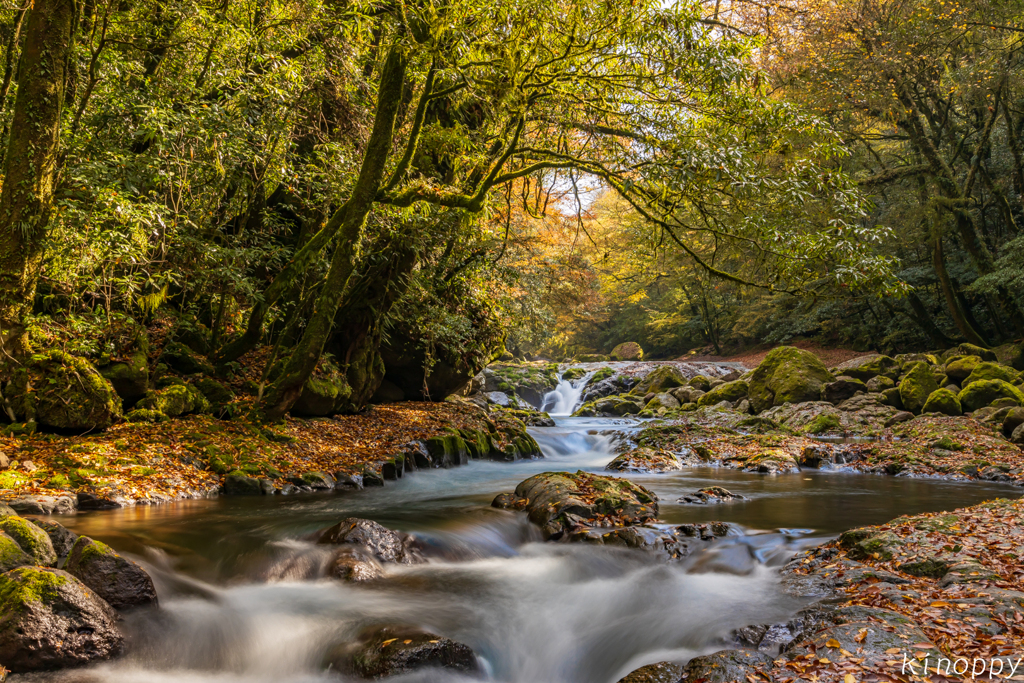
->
[259,46,408,421]
[0,0,77,360]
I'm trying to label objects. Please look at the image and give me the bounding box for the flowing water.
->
[23,417,1022,683]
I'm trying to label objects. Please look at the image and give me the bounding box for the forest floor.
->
[0,402,515,511]
[685,341,870,367]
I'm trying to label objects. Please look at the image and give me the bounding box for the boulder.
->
[880,386,903,409]
[135,383,210,417]
[645,392,680,411]
[748,346,834,413]
[193,377,235,415]
[610,342,643,361]
[633,366,687,394]
[962,361,1018,387]
[327,547,385,582]
[1003,407,1024,437]
[834,354,899,381]
[7,495,76,515]
[606,448,682,473]
[958,379,1024,413]
[1012,423,1024,445]
[954,342,997,361]
[0,567,123,672]
[328,626,478,678]
[865,375,894,392]
[678,650,773,683]
[316,518,420,565]
[944,355,983,382]
[0,516,56,566]
[697,380,749,407]
[688,374,713,391]
[223,471,263,496]
[616,661,686,683]
[741,449,800,474]
[292,376,349,417]
[159,341,214,375]
[64,536,158,610]
[0,533,31,571]
[821,376,866,404]
[496,471,658,539]
[898,361,939,414]
[28,519,79,563]
[677,486,746,505]
[9,351,122,431]
[98,340,149,405]
[921,388,962,416]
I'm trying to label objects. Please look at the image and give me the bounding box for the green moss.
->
[921,388,962,416]
[136,384,210,417]
[748,346,834,412]
[562,367,587,381]
[958,379,1024,412]
[70,536,117,565]
[125,408,167,423]
[0,534,30,570]
[804,413,842,434]
[610,342,643,361]
[0,567,70,609]
[697,380,748,407]
[590,367,615,383]
[929,436,963,451]
[898,361,939,414]
[10,350,122,430]
[962,362,1017,388]
[0,471,28,489]
[632,366,687,394]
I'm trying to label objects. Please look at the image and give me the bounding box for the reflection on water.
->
[24,417,1021,683]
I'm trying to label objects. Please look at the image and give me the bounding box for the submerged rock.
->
[494,471,658,539]
[606,447,682,473]
[64,536,158,610]
[316,518,421,566]
[0,567,124,672]
[327,626,479,678]
[677,486,746,505]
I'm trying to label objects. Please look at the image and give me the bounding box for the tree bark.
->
[0,0,77,361]
[259,46,408,420]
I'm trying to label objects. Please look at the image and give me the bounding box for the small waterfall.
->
[541,369,594,417]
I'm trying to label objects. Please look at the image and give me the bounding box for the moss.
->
[804,413,842,434]
[0,566,71,612]
[10,350,123,431]
[0,534,30,570]
[921,388,962,416]
[748,346,834,412]
[590,367,615,383]
[0,471,29,489]
[610,342,643,361]
[958,379,1024,412]
[0,517,55,566]
[944,355,983,382]
[136,384,210,417]
[836,354,899,381]
[697,380,748,407]
[562,367,588,381]
[124,408,167,423]
[633,366,687,394]
[898,361,939,414]
[962,362,1017,388]
[70,536,117,565]
[955,343,996,361]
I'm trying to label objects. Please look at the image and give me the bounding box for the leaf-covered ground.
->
[0,402,519,506]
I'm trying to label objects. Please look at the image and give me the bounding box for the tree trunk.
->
[259,46,408,420]
[930,229,988,347]
[0,0,77,360]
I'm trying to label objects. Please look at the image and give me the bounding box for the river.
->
[20,416,1021,683]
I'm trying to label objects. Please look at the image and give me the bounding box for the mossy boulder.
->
[223,471,264,495]
[962,362,1017,388]
[880,386,903,409]
[0,534,31,571]
[64,536,158,610]
[0,516,56,566]
[834,354,899,381]
[921,388,962,416]
[10,350,122,431]
[958,379,1024,413]
[610,342,643,361]
[159,340,214,375]
[697,380,748,407]
[136,383,210,417]
[865,375,895,392]
[954,343,996,362]
[821,376,866,404]
[0,566,123,671]
[839,528,901,561]
[633,366,687,394]
[98,332,150,405]
[606,447,682,473]
[645,392,681,412]
[194,377,235,409]
[898,361,939,415]
[124,407,168,423]
[292,376,350,417]
[562,367,588,381]
[748,346,834,413]
[943,355,982,382]
[423,434,470,467]
[590,367,615,383]
[28,520,78,563]
[688,374,712,391]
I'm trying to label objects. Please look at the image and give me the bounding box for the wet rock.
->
[606,447,682,473]
[697,380,749,407]
[615,661,685,683]
[77,491,127,510]
[676,522,732,539]
[497,471,658,539]
[677,486,746,505]
[0,567,124,672]
[835,354,900,381]
[328,626,479,679]
[0,515,56,566]
[327,547,385,582]
[65,536,158,610]
[741,448,800,474]
[821,376,866,404]
[491,492,530,510]
[486,391,511,406]
[29,519,79,562]
[838,527,901,561]
[223,471,263,495]
[748,346,834,412]
[316,518,421,565]
[0,533,32,571]
[678,649,773,682]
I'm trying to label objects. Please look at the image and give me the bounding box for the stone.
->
[678,649,773,682]
[497,470,658,539]
[742,449,800,474]
[610,342,644,361]
[697,380,749,407]
[136,383,210,417]
[921,388,962,416]
[838,528,901,561]
[0,567,123,672]
[9,351,122,431]
[0,533,31,571]
[677,486,746,505]
[821,376,866,404]
[898,361,939,414]
[316,518,420,565]
[0,516,56,566]
[962,361,1018,388]
[616,661,685,683]
[64,536,158,610]
[7,495,76,515]
[292,375,348,416]
[954,342,997,361]
[748,346,834,412]
[958,379,1024,412]
[160,340,214,375]
[645,392,680,411]
[606,448,682,473]
[1003,407,1024,437]
[193,377,235,415]
[633,366,688,394]
[834,354,899,381]
[98,341,150,404]
[327,548,385,582]
[29,519,79,562]
[328,626,478,679]
[1012,422,1024,445]
[865,375,894,392]
[880,386,903,409]
[944,354,983,381]
[486,391,511,406]
[223,471,263,496]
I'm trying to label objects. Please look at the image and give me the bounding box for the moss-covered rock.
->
[223,471,263,495]
[610,342,643,361]
[921,388,962,416]
[633,366,688,394]
[898,361,939,415]
[0,533,31,571]
[64,536,158,610]
[943,355,981,382]
[865,375,895,392]
[28,520,78,563]
[423,434,472,466]
[645,392,681,412]
[124,407,168,423]
[688,374,712,391]
[834,354,899,381]
[880,386,903,409]
[562,367,588,381]
[0,566,123,671]
[748,346,834,413]
[590,367,615,383]
[136,383,210,417]
[958,379,1024,412]
[954,343,996,362]
[821,376,866,404]
[160,340,214,375]
[9,351,122,431]
[292,375,350,417]
[697,380,749,407]
[606,447,682,473]
[0,516,56,567]
[962,361,1017,388]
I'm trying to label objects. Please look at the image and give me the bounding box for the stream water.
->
[22,417,1022,683]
